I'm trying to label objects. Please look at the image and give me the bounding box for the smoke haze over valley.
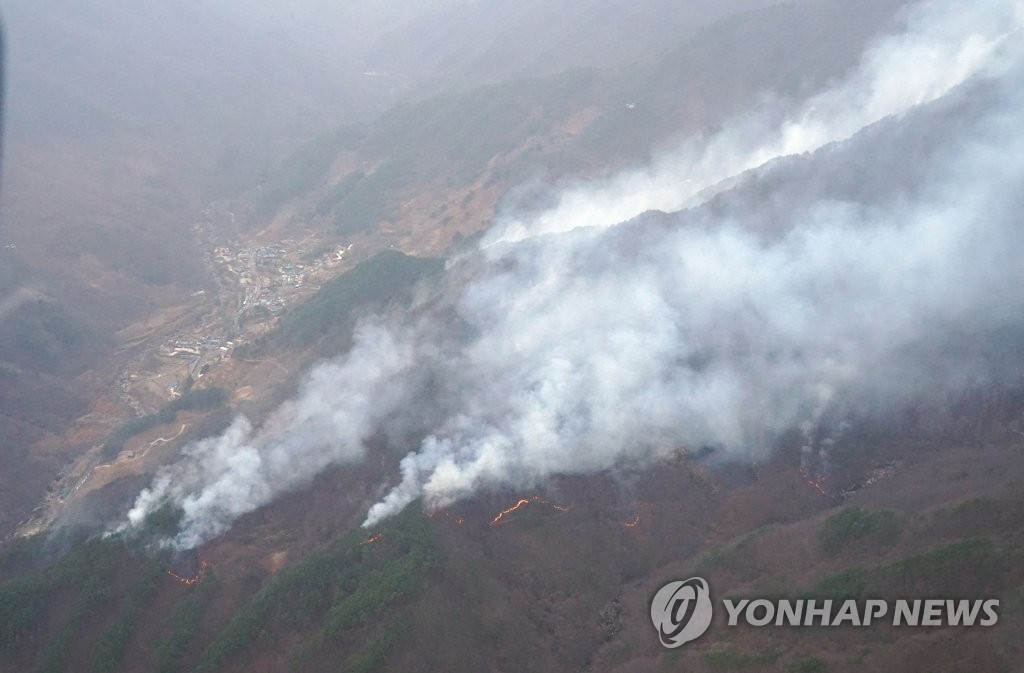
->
[122,0,1024,547]
[4,2,1024,671]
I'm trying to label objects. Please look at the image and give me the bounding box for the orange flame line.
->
[489,496,570,524]
[624,514,641,528]
[167,560,209,586]
[799,468,827,496]
[359,532,383,546]
[490,498,533,524]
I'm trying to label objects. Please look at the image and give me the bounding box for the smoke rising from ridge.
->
[124,0,1024,547]
[483,0,1023,247]
[126,324,415,548]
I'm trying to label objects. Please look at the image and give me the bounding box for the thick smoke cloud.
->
[125,0,1024,546]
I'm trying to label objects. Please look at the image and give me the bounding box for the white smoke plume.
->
[124,0,1024,546]
[482,0,1024,246]
[126,324,415,548]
